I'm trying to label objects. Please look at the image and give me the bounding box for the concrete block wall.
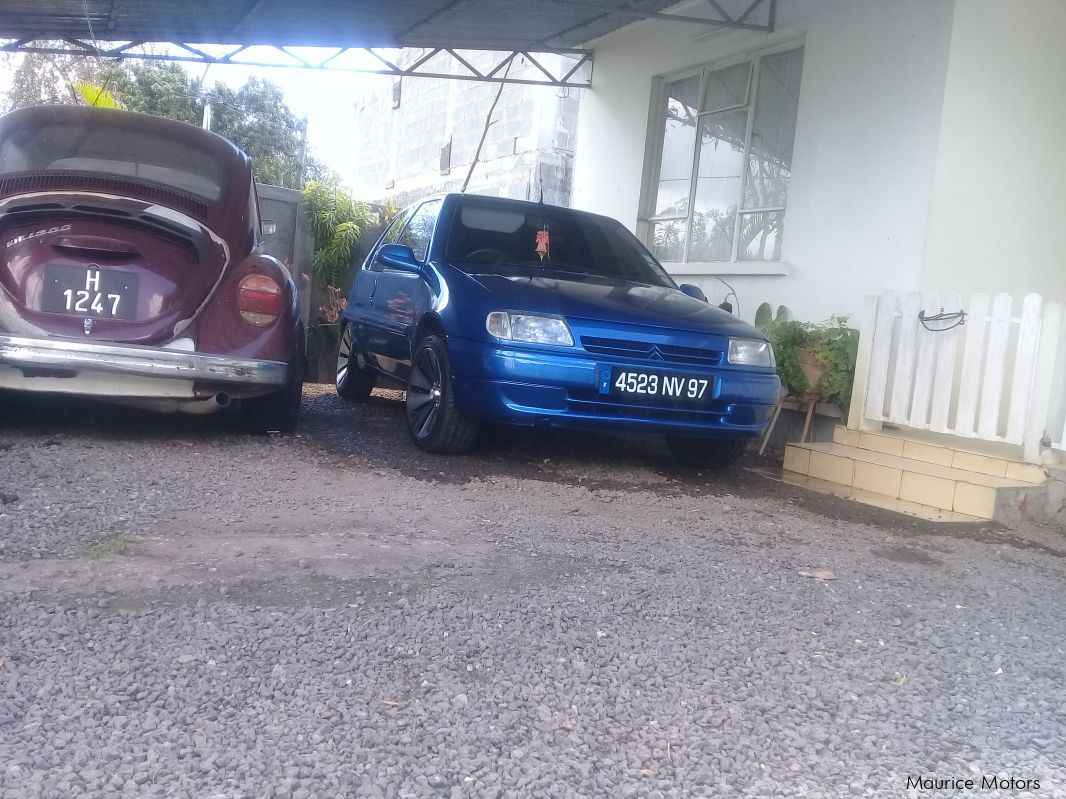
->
[348,51,580,210]
[382,147,573,211]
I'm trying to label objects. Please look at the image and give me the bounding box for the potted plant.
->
[764,315,859,414]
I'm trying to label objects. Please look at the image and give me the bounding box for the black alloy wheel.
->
[405,334,478,453]
[407,344,443,439]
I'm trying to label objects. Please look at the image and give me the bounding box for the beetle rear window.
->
[0,123,224,201]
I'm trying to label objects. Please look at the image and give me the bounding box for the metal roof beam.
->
[705,0,776,31]
[0,39,594,87]
[0,1,766,48]
[536,0,774,46]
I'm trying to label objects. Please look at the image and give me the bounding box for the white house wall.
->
[572,0,956,324]
[922,0,1066,301]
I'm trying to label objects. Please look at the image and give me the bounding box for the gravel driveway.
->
[1,385,1065,798]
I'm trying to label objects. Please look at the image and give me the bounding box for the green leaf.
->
[72,81,125,109]
[303,181,374,288]
[766,315,858,414]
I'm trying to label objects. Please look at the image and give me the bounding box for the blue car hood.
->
[465,271,762,338]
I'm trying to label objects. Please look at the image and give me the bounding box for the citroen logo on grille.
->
[648,346,664,361]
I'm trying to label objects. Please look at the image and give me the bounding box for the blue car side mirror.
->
[376,243,422,274]
[678,283,707,302]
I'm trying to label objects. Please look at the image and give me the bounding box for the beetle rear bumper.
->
[0,334,289,398]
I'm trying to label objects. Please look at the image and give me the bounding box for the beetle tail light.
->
[237,274,284,326]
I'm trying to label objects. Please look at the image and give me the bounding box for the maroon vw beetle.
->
[0,105,304,432]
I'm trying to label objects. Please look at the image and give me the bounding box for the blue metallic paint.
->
[342,194,780,440]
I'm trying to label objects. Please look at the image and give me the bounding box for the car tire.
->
[665,436,747,469]
[241,324,305,434]
[406,334,479,454]
[336,323,375,401]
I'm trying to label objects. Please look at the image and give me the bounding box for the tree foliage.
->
[4,50,99,108]
[96,62,202,124]
[208,79,308,188]
[303,180,376,288]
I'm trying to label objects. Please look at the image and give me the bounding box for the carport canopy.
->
[0,0,777,87]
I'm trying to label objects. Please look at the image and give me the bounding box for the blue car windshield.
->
[446,199,677,289]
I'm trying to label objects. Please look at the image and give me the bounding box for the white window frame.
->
[638,38,805,276]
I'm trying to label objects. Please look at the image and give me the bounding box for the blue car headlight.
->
[728,337,775,367]
[486,312,574,346]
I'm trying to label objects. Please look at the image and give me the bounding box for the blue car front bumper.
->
[447,336,779,438]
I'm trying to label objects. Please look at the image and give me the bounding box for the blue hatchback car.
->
[337,194,780,468]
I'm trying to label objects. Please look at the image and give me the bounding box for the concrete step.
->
[765,468,984,523]
[783,441,1044,521]
[831,426,1046,485]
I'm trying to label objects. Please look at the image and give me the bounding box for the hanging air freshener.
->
[535,225,550,262]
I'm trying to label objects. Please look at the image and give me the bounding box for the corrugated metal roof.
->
[0,0,690,50]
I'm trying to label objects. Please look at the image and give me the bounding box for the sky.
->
[190,60,387,187]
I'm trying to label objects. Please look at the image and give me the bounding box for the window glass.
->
[738,211,784,261]
[653,76,699,218]
[651,220,686,264]
[249,179,261,244]
[688,110,747,262]
[368,208,413,271]
[644,46,804,264]
[743,48,803,211]
[382,209,413,245]
[397,199,442,262]
[0,123,225,200]
[701,61,751,113]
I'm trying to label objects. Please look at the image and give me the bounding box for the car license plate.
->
[41,264,138,320]
[599,366,715,407]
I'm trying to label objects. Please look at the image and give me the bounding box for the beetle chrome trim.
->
[0,334,288,386]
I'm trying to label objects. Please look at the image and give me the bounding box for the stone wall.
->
[348,51,580,209]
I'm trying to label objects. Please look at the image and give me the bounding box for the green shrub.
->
[765,315,859,414]
[302,180,376,288]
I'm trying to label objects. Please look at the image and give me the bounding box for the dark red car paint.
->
[0,105,300,371]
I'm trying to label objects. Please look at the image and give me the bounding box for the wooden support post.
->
[848,294,880,432]
[758,392,786,456]
[1024,301,1062,464]
[800,396,817,443]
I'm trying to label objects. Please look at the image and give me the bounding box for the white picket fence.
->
[847,291,1066,463]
